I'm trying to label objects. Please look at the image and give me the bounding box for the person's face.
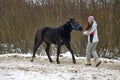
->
[88,21,93,24]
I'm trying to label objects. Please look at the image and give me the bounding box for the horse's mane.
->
[58,21,71,29]
[45,20,71,30]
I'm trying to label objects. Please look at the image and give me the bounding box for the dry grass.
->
[0,0,119,55]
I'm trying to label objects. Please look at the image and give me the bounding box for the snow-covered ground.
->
[0,51,120,80]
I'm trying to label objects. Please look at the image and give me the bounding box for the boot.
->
[85,60,91,66]
[94,58,101,67]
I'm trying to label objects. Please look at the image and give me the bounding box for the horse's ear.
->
[69,18,76,22]
[69,18,73,21]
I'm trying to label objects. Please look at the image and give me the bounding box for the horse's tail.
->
[34,29,41,46]
[31,27,49,62]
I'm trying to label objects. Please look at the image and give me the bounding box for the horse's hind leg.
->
[31,44,40,62]
[31,38,43,62]
[45,43,53,63]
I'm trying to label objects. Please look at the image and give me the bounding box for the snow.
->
[0,51,120,80]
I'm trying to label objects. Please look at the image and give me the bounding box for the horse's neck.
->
[63,22,72,33]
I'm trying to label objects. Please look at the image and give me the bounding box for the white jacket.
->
[83,20,99,43]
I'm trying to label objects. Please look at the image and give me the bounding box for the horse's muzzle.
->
[79,26,83,31]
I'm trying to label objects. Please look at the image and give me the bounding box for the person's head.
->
[88,16,94,24]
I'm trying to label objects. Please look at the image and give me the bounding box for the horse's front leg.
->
[45,43,53,63]
[65,43,76,64]
[56,44,61,64]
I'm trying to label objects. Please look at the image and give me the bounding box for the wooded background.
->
[0,0,120,59]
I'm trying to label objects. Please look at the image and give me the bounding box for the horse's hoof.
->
[31,60,33,62]
[73,61,76,64]
[31,59,34,62]
[50,60,53,63]
[50,61,53,63]
[57,62,60,64]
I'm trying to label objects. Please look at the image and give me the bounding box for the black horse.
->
[31,18,83,64]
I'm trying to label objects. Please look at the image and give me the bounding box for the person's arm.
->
[83,22,97,35]
[83,27,95,35]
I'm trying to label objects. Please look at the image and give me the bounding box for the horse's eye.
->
[73,22,78,25]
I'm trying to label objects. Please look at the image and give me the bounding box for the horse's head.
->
[69,18,83,31]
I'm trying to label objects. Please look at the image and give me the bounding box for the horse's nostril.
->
[81,27,83,30]
[79,27,83,31]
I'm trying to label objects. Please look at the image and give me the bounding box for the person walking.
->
[83,16,101,67]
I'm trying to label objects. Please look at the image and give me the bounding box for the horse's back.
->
[36,26,64,44]
[37,26,50,32]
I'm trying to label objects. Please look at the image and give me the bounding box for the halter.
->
[71,23,80,30]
